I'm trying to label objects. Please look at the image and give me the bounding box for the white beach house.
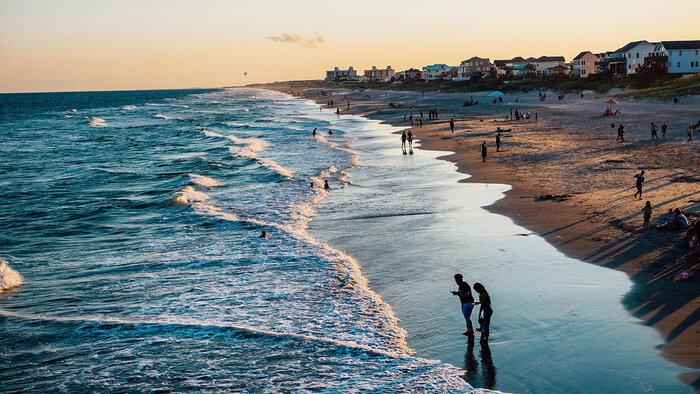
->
[615,40,657,75]
[572,51,600,78]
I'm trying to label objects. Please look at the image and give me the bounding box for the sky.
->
[1,0,699,93]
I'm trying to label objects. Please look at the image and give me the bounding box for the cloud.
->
[265,33,325,48]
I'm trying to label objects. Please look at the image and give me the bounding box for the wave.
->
[0,259,24,291]
[121,105,136,110]
[173,186,211,205]
[153,113,170,119]
[188,173,221,188]
[87,117,106,127]
[228,146,294,178]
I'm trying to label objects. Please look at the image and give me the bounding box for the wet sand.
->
[263,84,700,389]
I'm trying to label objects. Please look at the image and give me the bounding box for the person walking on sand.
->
[617,124,625,142]
[452,274,475,336]
[401,130,407,154]
[651,122,659,140]
[634,170,645,199]
[661,122,667,139]
[642,201,653,230]
[473,283,493,342]
[450,118,455,133]
[496,133,501,152]
[481,141,487,162]
[688,125,694,142]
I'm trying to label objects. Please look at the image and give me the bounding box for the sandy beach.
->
[263,84,700,388]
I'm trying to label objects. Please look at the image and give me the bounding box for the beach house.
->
[396,68,422,81]
[325,66,358,81]
[421,64,454,80]
[572,51,600,78]
[656,40,700,75]
[531,56,567,76]
[454,57,493,81]
[364,66,395,82]
[616,40,657,75]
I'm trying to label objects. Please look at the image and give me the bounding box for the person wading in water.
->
[452,274,475,336]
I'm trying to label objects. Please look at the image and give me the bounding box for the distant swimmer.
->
[452,274,475,336]
[310,182,314,188]
[328,129,334,135]
[200,127,205,132]
[260,230,267,238]
[312,127,317,137]
[324,180,330,190]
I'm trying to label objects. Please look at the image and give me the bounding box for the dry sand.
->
[265,84,700,389]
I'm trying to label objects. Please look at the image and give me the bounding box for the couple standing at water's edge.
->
[452,274,493,342]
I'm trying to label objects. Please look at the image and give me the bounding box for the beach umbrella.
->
[604,99,619,105]
[489,91,505,97]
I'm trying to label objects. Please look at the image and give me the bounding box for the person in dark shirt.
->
[634,170,645,199]
[481,141,487,162]
[451,274,475,336]
[473,282,493,342]
[450,118,455,133]
[661,122,667,139]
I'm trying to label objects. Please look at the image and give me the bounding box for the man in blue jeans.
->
[452,274,475,336]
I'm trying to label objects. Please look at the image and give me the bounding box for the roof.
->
[461,56,491,64]
[422,63,448,70]
[549,65,569,70]
[573,51,590,60]
[510,56,526,63]
[662,40,700,50]
[537,56,565,62]
[494,60,508,67]
[614,40,649,53]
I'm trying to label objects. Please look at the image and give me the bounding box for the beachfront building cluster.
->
[325,66,358,81]
[322,40,700,83]
[364,66,395,82]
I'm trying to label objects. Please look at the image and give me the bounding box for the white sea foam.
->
[153,113,170,119]
[87,117,106,127]
[0,259,24,291]
[121,105,136,110]
[173,186,211,205]
[188,174,221,187]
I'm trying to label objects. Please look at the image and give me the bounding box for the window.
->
[679,51,682,56]
[636,53,639,58]
[582,69,586,75]
[678,62,681,67]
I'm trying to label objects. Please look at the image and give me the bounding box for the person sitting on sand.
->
[634,170,645,199]
[473,283,493,342]
[452,274,475,336]
[664,208,689,230]
[481,141,487,162]
[324,180,330,190]
[641,201,653,230]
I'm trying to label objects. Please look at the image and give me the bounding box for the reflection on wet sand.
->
[463,337,497,390]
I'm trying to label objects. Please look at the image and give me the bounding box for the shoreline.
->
[265,85,700,389]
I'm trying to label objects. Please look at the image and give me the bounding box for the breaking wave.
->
[0,259,24,291]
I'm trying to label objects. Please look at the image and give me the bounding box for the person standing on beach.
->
[407,130,414,154]
[473,283,493,342]
[451,274,475,336]
[496,133,501,152]
[642,201,653,230]
[481,141,487,162]
[450,118,455,133]
[651,122,659,140]
[509,108,513,120]
[634,170,645,199]
[401,130,407,154]
[617,124,625,142]
[661,122,667,139]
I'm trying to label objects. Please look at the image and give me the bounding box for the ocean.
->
[0,88,692,393]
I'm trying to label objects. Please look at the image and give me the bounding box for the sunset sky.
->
[1,0,698,93]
